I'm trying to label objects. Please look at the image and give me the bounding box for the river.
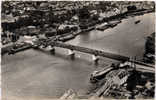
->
[2,12,155,99]
[67,12,155,59]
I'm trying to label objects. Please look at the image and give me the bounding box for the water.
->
[2,13,155,99]
[67,13,155,59]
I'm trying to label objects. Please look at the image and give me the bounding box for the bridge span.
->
[2,36,154,72]
[48,41,154,69]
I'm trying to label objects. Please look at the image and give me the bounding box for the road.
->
[2,12,155,99]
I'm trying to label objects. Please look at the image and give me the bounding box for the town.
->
[1,1,155,99]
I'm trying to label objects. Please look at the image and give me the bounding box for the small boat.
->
[107,23,117,28]
[107,20,121,28]
[90,65,113,83]
[96,22,109,31]
[58,33,75,42]
[135,20,141,24]
[8,42,32,55]
[89,62,130,83]
[96,25,109,31]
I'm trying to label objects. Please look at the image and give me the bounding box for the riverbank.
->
[2,1,155,45]
[1,8,154,56]
[59,8,154,41]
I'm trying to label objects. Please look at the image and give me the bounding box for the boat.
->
[89,61,131,83]
[107,20,121,27]
[96,22,109,31]
[8,42,32,55]
[135,20,141,24]
[90,66,113,83]
[58,33,75,42]
[96,20,121,31]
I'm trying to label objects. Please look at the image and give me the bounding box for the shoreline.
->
[1,9,154,55]
[62,9,154,42]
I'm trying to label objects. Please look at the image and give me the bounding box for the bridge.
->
[50,41,152,64]
[2,34,154,74]
[2,35,154,73]
[48,41,154,73]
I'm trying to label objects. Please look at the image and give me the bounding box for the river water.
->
[2,13,155,99]
[67,12,155,59]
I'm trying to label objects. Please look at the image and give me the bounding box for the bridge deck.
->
[50,41,154,68]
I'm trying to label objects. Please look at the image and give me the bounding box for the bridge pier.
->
[92,55,99,65]
[47,45,55,54]
[68,49,75,60]
[50,48,55,55]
